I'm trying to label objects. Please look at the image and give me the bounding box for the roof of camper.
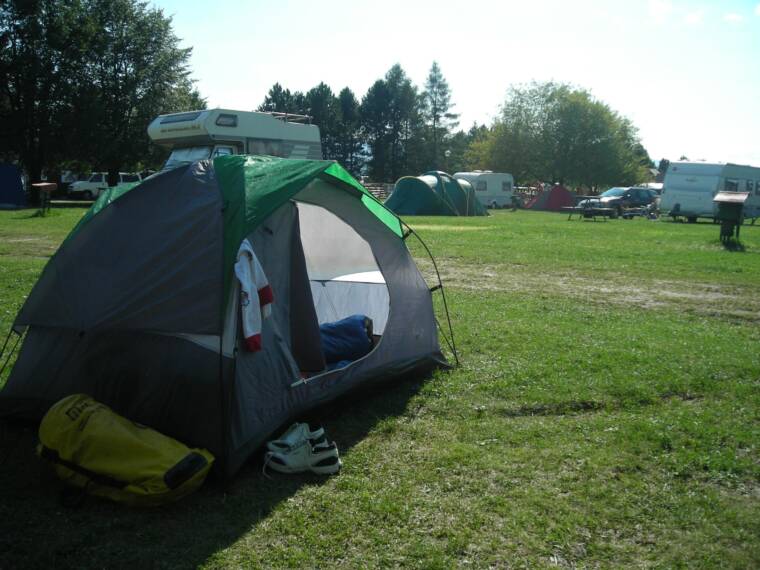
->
[668,161,760,176]
[147,108,321,144]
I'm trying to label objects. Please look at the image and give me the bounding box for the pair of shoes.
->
[264,422,341,475]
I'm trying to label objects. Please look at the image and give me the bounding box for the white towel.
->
[234,239,273,352]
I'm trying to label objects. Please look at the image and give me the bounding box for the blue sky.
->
[152,0,760,165]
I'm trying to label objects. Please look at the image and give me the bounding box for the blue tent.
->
[0,164,25,209]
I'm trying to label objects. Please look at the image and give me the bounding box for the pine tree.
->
[422,62,459,171]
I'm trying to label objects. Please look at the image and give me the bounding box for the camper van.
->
[661,161,760,222]
[453,171,515,208]
[148,108,323,171]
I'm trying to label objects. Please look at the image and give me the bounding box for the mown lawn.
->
[1,208,759,568]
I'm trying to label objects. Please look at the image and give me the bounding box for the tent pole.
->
[0,330,22,381]
[401,221,459,366]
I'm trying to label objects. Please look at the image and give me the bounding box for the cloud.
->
[649,0,673,24]
[723,12,743,23]
[685,9,705,25]
[756,4,760,16]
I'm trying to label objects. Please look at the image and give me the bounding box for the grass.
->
[1,208,759,568]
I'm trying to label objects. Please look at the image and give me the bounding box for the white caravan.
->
[661,161,760,221]
[453,171,515,208]
[148,108,323,170]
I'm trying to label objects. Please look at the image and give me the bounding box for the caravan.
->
[148,108,323,171]
[661,161,760,222]
[453,171,515,208]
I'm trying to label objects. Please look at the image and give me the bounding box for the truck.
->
[147,108,323,171]
[661,161,760,222]
[453,171,515,208]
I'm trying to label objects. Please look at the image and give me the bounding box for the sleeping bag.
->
[319,315,373,365]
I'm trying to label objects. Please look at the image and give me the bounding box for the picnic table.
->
[562,205,616,221]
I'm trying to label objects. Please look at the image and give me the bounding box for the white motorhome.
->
[148,108,322,171]
[453,171,515,208]
[661,161,760,221]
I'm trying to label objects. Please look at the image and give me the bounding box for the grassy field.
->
[1,207,759,568]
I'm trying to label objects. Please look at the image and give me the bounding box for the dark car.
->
[577,186,657,217]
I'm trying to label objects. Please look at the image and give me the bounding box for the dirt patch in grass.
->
[416,257,760,323]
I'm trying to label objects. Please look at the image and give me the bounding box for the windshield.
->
[163,146,212,170]
[600,187,627,197]
[88,173,103,182]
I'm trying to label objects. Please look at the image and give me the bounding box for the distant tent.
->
[385,171,488,216]
[0,164,25,210]
[525,184,575,211]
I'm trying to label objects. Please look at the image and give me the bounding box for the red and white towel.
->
[234,239,274,352]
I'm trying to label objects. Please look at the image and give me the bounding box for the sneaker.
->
[266,422,324,453]
[264,440,342,475]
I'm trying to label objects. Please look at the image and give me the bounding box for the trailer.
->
[661,161,760,222]
[148,108,322,171]
[453,171,515,208]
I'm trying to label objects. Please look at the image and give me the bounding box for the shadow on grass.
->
[721,239,746,252]
[0,374,429,568]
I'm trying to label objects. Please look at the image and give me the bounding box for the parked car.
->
[577,186,657,217]
[68,172,142,200]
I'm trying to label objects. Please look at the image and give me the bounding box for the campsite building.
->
[0,156,448,477]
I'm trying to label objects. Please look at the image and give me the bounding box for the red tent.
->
[526,184,575,211]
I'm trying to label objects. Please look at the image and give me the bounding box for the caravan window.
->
[502,181,512,192]
[212,146,234,158]
[725,179,739,192]
[746,180,754,194]
[756,181,760,196]
[476,180,487,192]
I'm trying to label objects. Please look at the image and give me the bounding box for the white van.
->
[148,108,323,171]
[453,171,515,208]
[661,161,760,221]
[68,172,142,200]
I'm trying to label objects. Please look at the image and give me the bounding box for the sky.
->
[152,0,760,166]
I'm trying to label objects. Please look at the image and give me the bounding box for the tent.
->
[0,156,448,477]
[385,171,488,216]
[0,164,25,209]
[525,184,576,211]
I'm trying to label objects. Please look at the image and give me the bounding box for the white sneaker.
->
[264,440,342,475]
[266,423,324,453]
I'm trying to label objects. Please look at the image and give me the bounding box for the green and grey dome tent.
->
[0,155,450,477]
[385,171,488,216]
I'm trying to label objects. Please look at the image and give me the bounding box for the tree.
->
[468,82,651,188]
[384,64,420,180]
[0,0,202,195]
[0,0,93,196]
[258,83,307,115]
[360,79,391,181]
[421,62,459,170]
[333,87,363,174]
[305,82,339,159]
[79,0,196,185]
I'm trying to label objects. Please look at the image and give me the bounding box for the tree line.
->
[0,0,204,192]
[260,74,653,189]
[2,0,653,198]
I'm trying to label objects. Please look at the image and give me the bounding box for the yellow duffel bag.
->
[37,394,214,507]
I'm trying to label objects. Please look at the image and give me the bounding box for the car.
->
[68,172,141,200]
[577,186,657,217]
